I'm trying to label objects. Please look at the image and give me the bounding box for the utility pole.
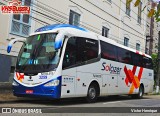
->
[149,2,154,55]
[156,31,160,93]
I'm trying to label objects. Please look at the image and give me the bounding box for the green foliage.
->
[151,53,158,81]
[134,0,141,7]
[127,0,160,22]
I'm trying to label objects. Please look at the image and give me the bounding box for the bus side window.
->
[63,37,99,69]
[63,37,76,69]
[100,41,117,61]
[132,53,143,67]
[76,38,98,62]
[117,48,132,64]
[143,57,153,69]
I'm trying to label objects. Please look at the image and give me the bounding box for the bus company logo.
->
[124,65,143,94]
[101,62,122,74]
[16,72,24,82]
[1,0,30,14]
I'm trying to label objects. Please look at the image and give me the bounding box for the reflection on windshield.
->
[16,33,60,73]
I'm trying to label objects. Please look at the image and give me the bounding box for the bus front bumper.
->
[12,78,61,99]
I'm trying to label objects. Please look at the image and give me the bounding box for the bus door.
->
[61,37,77,98]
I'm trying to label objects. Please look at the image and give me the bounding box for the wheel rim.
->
[139,87,143,97]
[89,87,96,99]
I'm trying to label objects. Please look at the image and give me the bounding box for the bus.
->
[7,24,154,102]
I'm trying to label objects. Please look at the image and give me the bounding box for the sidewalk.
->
[0,82,16,102]
[0,82,12,93]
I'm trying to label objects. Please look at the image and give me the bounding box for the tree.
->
[151,53,158,82]
[127,0,160,22]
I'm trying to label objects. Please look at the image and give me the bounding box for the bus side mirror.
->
[7,38,26,53]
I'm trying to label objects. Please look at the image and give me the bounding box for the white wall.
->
[0,0,150,56]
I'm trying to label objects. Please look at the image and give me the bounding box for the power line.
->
[68,0,147,40]
[2,0,154,51]
[28,1,147,50]
[32,1,156,51]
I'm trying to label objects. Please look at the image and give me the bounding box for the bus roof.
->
[32,24,151,58]
[35,24,88,32]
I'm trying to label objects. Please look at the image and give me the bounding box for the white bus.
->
[8,24,154,102]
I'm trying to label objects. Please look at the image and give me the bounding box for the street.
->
[0,94,160,115]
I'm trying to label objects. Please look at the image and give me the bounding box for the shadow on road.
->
[0,95,152,106]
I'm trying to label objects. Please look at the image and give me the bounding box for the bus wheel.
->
[137,85,144,99]
[86,84,98,103]
[131,85,144,99]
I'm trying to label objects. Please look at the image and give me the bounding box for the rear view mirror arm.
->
[7,38,26,53]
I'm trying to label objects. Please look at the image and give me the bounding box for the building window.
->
[138,2,142,24]
[136,43,140,51]
[102,26,109,38]
[124,37,129,47]
[69,10,80,26]
[11,0,31,37]
[126,0,131,16]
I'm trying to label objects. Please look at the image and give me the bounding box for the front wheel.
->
[86,84,98,103]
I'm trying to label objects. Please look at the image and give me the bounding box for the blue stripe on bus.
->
[7,45,12,53]
[13,76,62,99]
[54,39,62,50]
[35,24,88,32]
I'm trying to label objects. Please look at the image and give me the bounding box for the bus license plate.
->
[26,90,33,94]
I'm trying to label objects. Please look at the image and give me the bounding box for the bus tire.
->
[86,84,98,103]
[137,85,144,99]
[131,85,144,99]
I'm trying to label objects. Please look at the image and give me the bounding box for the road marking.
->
[140,99,151,100]
[103,101,122,104]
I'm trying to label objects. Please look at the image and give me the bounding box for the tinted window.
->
[143,57,153,69]
[100,41,117,61]
[77,38,98,62]
[132,52,143,67]
[63,37,98,68]
[63,37,77,68]
[117,48,132,64]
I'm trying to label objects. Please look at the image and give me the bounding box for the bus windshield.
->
[16,33,60,73]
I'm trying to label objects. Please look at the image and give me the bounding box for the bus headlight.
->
[44,80,59,87]
[12,80,19,86]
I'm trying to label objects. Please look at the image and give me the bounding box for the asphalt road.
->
[0,95,160,115]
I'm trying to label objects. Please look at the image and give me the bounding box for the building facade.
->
[0,0,149,82]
